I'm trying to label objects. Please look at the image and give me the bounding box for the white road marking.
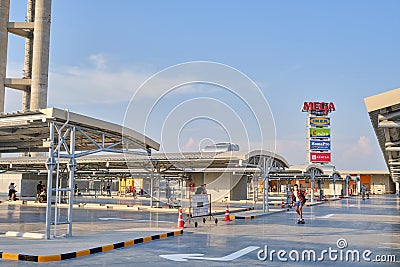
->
[380,242,400,246]
[317,214,334,219]
[136,219,173,223]
[293,214,334,219]
[98,217,173,223]
[99,217,135,221]
[160,246,260,262]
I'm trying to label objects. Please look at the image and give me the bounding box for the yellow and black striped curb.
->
[228,215,257,220]
[0,230,183,263]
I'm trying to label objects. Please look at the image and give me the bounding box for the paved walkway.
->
[0,195,398,266]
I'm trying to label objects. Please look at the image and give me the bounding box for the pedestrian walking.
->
[8,182,17,201]
[202,184,207,194]
[35,181,43,202]
[106,183,111,197]
[361,184,366,200]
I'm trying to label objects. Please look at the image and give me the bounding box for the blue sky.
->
[4,0,400,170]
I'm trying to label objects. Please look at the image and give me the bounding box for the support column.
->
[45,122,56,240]
[150,170,153,207]
[67,127,76,237]
[30,0,52,110]
[333,174,336,198]
[22,0,35,112]
[310,170,315,203]
[262,157,269,213]
[0,0,10,113]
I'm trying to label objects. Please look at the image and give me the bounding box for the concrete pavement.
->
[0,195,398,266]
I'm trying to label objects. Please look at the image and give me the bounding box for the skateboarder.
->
[291,184,306,224]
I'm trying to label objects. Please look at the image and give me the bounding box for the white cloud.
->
[356,135,372,156]
[340,135,372,160]
[48,66,149,106]
[333,135,379,169]
[47,60,209,107]
[181,137,197,151]
[89,53,106,70]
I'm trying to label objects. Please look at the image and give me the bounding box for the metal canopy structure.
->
[0,107,160,239]
[269,164,343,201]
[0,107,159,154]
[0,148,290,214]
[0,150,288,176]
[365,88,400,185]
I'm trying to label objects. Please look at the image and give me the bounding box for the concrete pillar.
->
[0,0,10,113]
[310,170,315,203]
[30,0,52,110]
[22,0,35,112]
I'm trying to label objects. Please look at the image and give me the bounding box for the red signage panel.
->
[302,102,335,115]
[310,152,331,163]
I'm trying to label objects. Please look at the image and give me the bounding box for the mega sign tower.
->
[302,101,335,164]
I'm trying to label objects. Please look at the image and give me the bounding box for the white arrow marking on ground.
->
[159,246,260,262]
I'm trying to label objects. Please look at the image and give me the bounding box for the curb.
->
[229,215,258,220]
[228,209,287,220]
[211,207,253,216]
[0,230,183,263]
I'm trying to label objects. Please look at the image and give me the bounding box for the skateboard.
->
[297,219,305,224]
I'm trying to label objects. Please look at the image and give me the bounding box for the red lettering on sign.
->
[302,102,335,114]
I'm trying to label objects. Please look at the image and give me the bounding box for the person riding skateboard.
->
[291,184,307,224]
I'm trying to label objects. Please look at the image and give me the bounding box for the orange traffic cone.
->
[224,204,231,221]
[281,198,285,209]
[177,208,184,228]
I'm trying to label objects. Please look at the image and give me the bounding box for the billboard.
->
[310,117,330,127]
[310,140,331,150]
[310,128,330,138]
[302,102,335,115]
[310,152,331,163]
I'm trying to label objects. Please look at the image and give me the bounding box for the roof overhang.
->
[364,88,400,183]
[0,107,160,154]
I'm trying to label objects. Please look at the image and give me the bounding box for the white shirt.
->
[294,190,300,202]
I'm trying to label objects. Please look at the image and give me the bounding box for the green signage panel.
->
[310,128,330,138]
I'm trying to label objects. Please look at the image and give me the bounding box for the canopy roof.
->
[0,107,160,154]
[364,88,400,183]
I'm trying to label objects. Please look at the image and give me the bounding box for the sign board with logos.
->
[310,128,330,138]
[310,140,331,150]
[310,152,331,163]
[303,101,334,164]
[302,102,335,115]
[310,117,330,127]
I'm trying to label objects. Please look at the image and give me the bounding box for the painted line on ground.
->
[228,209,288,220]
[0,230,183,262]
